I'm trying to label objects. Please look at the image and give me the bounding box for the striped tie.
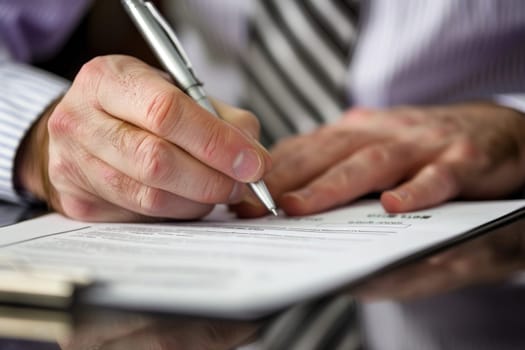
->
[241,2,363,349]
[242,0,360,145]
[259,295,361,350]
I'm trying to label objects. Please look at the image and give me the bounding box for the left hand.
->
[351,217,525,301]
[232,102,525,217]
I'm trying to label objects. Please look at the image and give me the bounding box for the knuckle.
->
[136,186,165,215]
[48,105,77,137]
[201,121,227,161]
[77,57,106,83]
[144,89,180,137]
[454,138,484,160]
[137,136,172,184]
[363,146,390,164]
[76,57,106,100]
[63,198,97,221]
[106,122,130,152]
[103,168,128,194]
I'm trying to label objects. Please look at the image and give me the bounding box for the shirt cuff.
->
[0,62,68,204]
[492,94,525,114]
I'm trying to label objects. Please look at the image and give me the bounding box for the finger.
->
[279,141,427,216]
[79,155,214,219]
[380,133,474,212]
[231,133,343,218]
[70,55,270,183]
[48,158,164,222]
[380,136,511,212]
[49,150,211,221]
[380,163,460,213]
[65,108,243,204]
[232,128,367,216]
[213,100,261,140]
[58,192,151,222]
[268,128,362,189]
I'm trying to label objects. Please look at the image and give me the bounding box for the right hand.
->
[17,55,271,221]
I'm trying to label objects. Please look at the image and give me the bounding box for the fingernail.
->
[233,149,263,181]
[388,189,409,202]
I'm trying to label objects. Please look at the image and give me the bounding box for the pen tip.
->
[271,208,279,216]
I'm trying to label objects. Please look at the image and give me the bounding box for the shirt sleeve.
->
[0,0,91,62]
[0,0,87,204]
[0,59,69,204]
[493,94,525,114]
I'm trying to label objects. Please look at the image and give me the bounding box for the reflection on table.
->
[0,201,523,350]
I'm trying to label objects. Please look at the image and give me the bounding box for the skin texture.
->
[16,55,271,222]
[232,102,525,218]
[231,101,525,302]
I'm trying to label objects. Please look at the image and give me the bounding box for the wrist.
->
[14,102,56,204]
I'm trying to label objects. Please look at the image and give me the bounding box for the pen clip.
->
[144,1,194,71]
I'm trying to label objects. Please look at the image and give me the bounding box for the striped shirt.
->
[0,0,89,203]
[0,2,524,350]
[0,61,68,203]
[179,0,525,124]
[1,0,525,204]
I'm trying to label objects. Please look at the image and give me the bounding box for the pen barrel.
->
[122,0,199,89]
[121,0,277,214]
[249,181,275,213]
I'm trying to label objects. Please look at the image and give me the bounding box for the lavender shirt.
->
[0,4,524,349]
[0,0,90,61]
[0,0,90,202]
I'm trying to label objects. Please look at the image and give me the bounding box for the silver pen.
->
[121,0,278,216]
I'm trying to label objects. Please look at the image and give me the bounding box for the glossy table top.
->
[1,202,524,350]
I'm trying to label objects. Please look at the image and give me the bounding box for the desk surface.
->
[1,202,524,350]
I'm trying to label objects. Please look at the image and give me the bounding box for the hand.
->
[59,314,260,350]
[352,217,525,301]
[232,102,525,217]
[16,55,271,221]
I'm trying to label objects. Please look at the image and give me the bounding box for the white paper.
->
[0,200,523,318]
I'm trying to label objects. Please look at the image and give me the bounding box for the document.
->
[0,200,523,319]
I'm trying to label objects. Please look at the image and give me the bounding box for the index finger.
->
[76,55,271,183]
